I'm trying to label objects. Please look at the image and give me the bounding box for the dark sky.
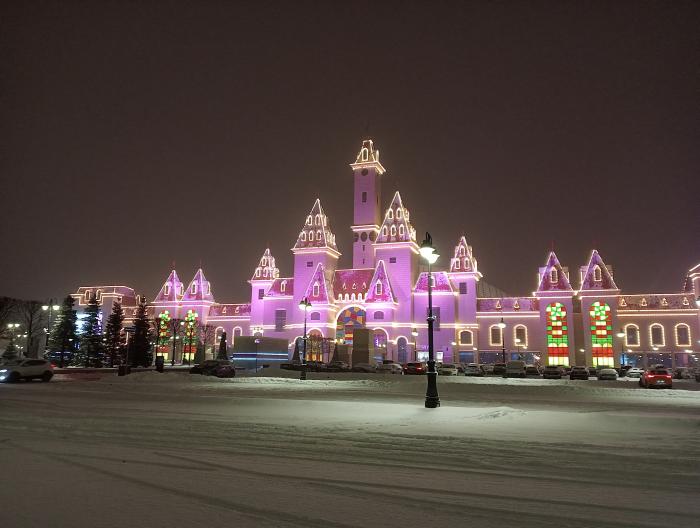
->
[2,0,699,303]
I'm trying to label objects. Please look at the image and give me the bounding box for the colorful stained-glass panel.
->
[546,302,569,365]
[590,301,614,366]
[335,307,366,345]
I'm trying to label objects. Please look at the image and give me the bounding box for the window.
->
[306,215,312,225]
[280,280,287,293]
[310,312,320,321]
[309,231,314,241]
[455,260,460,270]
[313,282,320,297]
[375,282,382,296]
[315,214,321,225]
[191,283,197,294]
[675,324,691,346]
[275,309,286,332]
[374,311,384,320]
[489,325,503,346]
[459,330,473,346]
[388,209,393,219]
[399,225,405,237]
[301,232,306,241]
[163,285,169,297]
[390,225,396,237]
[396,208,402,219]
[550,269,559,284]
[625,325,640,346]
[206,284,211,295]
[589,302,613,366]
[389,257,396,263]
[95,289,102,301]
[258,289,265,300]
[650,324,665,347]
[459,282,467,295]
[514,325,528,347]
[362,191,367,203]
[360,147,368,161]
[593,266,602,282]
[459,246,465,257]
[546,302,569,365]
[427,307,440,330]
[316,230,322,241]
[84,290,92,302]
[382,226,388,237]
[307,261,313,267]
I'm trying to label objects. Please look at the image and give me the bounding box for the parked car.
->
[587,366,598,378]
[482,364,495,375]
[525,365,541,377]
[597,368,618,381]
[542,365,565,379]
[504,360,527,378]
[617,365,632,377]
[190,359,227,375]
[672,367,692,380]
[0,359,54,383]
[326,361,350,372]
[492,363,507,376]
[212,361,236,378]
[403,362,427,375]
[695,370,700,382]
[639,367,672,389]
[569,366,590,380]
[351,363,377,373]
[625,367,645,379]
[464,363,486,377]
[437,363,459,376]
[560,365,572,377]
[377,362,404,375]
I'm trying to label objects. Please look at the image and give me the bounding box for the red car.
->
[639,367,672,389]
[403,362,427,375]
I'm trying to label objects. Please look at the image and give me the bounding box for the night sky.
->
[2,1,699,303]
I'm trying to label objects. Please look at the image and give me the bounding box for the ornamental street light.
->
[498,318,507,364]
[41,301,61,356]
[616,329,626,366]
[411,327,418,361]
[299,297,312,381]
[420,232,440,409]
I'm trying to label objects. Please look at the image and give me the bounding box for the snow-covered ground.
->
[1,372,699,527]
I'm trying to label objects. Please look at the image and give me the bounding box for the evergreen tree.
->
[47,296,78,368]
[104,302,125,367]
[130,300,152,367]
[2,341,19,362]
[76,294,104,367]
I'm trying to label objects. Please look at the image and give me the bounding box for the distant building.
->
[72,140,700,369]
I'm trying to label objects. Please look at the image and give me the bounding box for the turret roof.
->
[292,199,339,253]
[376,191,417,245]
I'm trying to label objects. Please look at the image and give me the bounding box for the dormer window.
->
[454,259,460,270]
[382,226,388,237]
[315,214,321,225]
[593,266,602,282]
[313,282,320,297]
[388,209,393,219]
[398,225,405,237]
[177,285,183,295]
[550,269,559,284]
[390,225,396,237]
[459,246,465,257]
[375,282,382,296]
[396,208,402,219]
[306,215,312,225]
[301,231,306,241]
[309,231,314,241]
[163,285,170,296]
[191,283,197,294]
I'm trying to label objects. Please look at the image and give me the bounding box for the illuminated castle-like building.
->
[73,140,700,369]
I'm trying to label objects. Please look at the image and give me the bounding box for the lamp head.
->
[298,297,312,311]
[419,232,435,260]
[616,331,625,338]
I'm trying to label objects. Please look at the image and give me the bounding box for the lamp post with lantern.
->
[41,301,61,356]
[299,297,312,381]
[498,317,507,364]
[419,232,440,409]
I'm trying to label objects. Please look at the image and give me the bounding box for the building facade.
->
[73,140,700,369]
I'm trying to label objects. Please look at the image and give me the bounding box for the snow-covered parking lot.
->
[1,371,699,528]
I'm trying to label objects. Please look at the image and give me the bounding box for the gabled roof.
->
[536,252,573,293]
[266,278,294,297]
[579,250,618,291]
[181,269,215,303]
[153,270,183,303]
[292,199,339,253]
[449,236,478,273]
[350,139,386,174]
[365,260,396,303]
[376,191,417,245]
[251,248,280,281]
[332,269,373,300]
[414,271,454,293]
[302,263,333,304]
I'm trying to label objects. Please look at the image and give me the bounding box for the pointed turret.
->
[350,139,385,174]
[251,248,280,281]
[350,139,384,267]
[292,199,339,254]
[449,236,478,273]
[182,269,215,302]
[302,263,333,305]
[376,191,417,245]
[153,270,184,303]
[579,250,618,291]
[536,252,573,293]
[365,260,396,303]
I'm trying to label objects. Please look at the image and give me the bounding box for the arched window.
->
[624,324,640,346]
[675,324,690,347]
[306,215,312,225]
[589,302,613,366]
[95,289,102,302]
[313,282,320,297]
[550,269,559,284]
[309,231,314,241]
[459,246,465,257]
[390,225,396,237]
[315,214,321,225]
[382,226,388,237]
[546,302,569,366]
[514,325,528,348]
[310,312,320,321]
[280,280,287,293]
[649,324,665,347]
[375,282,382,296]
[316,230,322,241]
[593,266,602,282]
[388,209,394,219]
[396,208,402,219]
[489,325,503,346]
[459,330,473,346]
[84,290,92,302]
[374,311,384,320]
[301,232,307,241]
[397,337,408,364]
[214,327,225,346]
[399,225,405,237]
[360,147,369,161]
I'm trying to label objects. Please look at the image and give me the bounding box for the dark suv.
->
[542,365,564,379]
[569,366,590,380]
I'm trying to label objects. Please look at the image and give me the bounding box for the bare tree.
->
[197,323,216,362]
[17,300,44,358]
[0,297,17,340]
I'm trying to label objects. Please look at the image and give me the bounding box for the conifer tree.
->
[47,296,78,368]
[2,341,19,361]
[77,294,104,367]
[130,300,152,367]
[104,302,125,367]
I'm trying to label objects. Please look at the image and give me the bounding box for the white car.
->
[0,359,54,383]
[437,363,459,376]
[376,362,404,375]
[625,368,644,379]
[597,368,618,380]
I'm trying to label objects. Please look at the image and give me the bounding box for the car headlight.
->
[0,369,7,373]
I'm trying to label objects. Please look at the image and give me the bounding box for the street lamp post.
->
[299,297,312,381]
[616,329,626,367]
[41,301,61,357]
[498,318,507,364]
[411,328,418,361]
[419,232,440,409]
